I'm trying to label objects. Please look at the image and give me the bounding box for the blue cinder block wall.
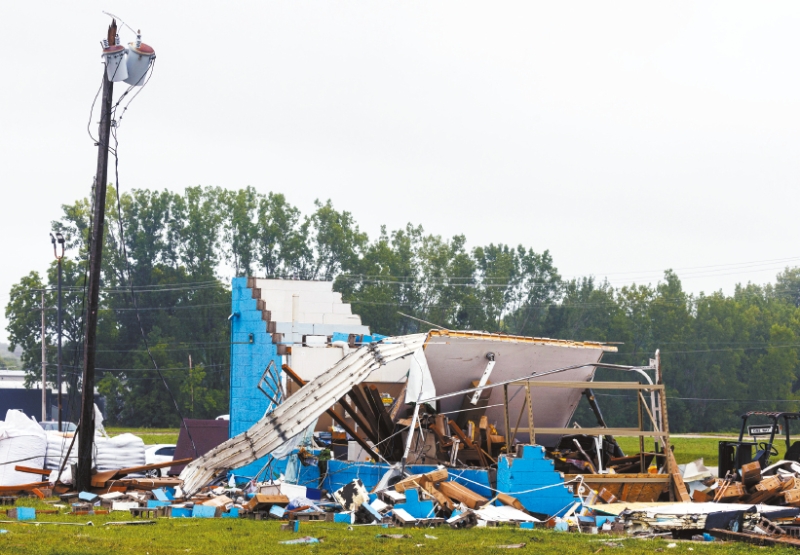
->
[497,445,581,517]
[229,277,282,478]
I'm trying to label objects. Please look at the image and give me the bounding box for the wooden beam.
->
[348,385,379,433]
[14,466,50,476]
[337,396,380,445]
[282,364,382,462]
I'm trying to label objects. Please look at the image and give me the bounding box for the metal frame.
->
[502,360,672,474]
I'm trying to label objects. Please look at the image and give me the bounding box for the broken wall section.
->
[229,277,282,478]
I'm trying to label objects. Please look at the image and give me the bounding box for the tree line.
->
[5,185,800,431]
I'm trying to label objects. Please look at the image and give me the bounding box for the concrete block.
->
[334,512,354,524]
[78,491,98,502]
[13,507,35,521]
[152,489,170,502]
[170,507,192,518]
[192,504,218,518]
[231,277,248,289]
[394,488,434,519]
[269,505,286,519]
[147,500,171,508]
[240,310,265,322]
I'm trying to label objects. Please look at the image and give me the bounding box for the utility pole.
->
[76,20,117,492]
[189,354,194,417]
[51,232,65,430]
[41,291,46,422]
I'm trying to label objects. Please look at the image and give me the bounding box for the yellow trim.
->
[425,329,618,352]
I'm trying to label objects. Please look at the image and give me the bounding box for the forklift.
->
[719,411,800,477]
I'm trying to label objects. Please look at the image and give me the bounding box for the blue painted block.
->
[306,488,321,501]
[519,522,535,530]
[331,332,350,343]
[222,508,239,518]
[192,504,218,518]
[232,277,248,287]
[596,516,616,527]
[497,447,580,518]
[15,507,35,521]
[147,500,171,509]
[239,299,257,311]
[394,489,434,519]
[334,512,354,524]
[78,491,98,502]
[241,310,265,321]
[170,507,192,518]
[360,502,383,523]
[269,505,286,519]
[153,488,170,502]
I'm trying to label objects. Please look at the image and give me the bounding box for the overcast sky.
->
[2,2,800,344]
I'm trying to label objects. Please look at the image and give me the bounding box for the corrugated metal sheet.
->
[180,334,427,495]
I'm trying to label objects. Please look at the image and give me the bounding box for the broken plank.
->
[13,466,50,476]
[438,481,488,509]
[283,364,382,460]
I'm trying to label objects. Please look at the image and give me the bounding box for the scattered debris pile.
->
[687,460,800,505]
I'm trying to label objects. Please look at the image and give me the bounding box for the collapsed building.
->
[8,277,800,544]
[179,278,687,514]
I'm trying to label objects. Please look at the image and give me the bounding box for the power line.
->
[108,62,198,456]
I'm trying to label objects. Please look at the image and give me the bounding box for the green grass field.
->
[0,498,793,555]
[15,431,798,553]
[106,427,179,446]
[616,436,791,466]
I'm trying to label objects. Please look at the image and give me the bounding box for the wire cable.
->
[106,61,198,457]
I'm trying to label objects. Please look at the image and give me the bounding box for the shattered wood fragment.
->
[691,488,712,503]
[448,420,494,466]
[753,474,782,492]
[744,475,785,504]
[422,481,454,511]
[783,487,800,506]
[714,480,745,502]
[246,494,290,512]
[667,451,691,502]
[496,493,525,511]
[437,481,488,509]
[13,466,50,476]
[394,468,448,492]
[0,482,50,494]
[597,488,619,504]
[91,470,119,488]
[741,461,762,488]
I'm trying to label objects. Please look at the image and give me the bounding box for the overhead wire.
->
[105,55,198,456]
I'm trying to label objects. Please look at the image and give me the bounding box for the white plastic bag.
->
[0,410,47,486]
